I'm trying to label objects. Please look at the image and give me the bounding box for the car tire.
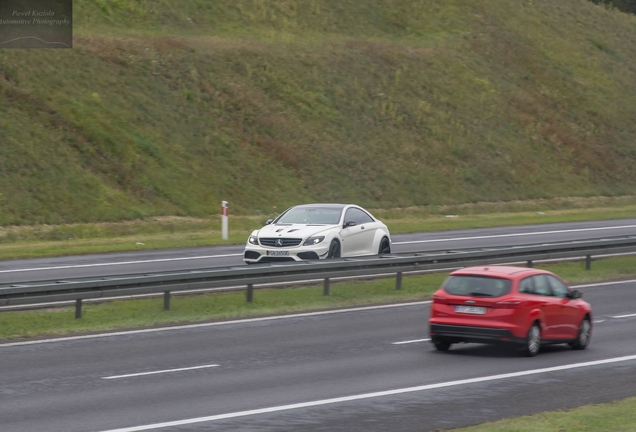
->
[522,322,541,357]
[432,338,451,351]
[327,240,341,259]
[378,237,391,254]
[569,316,591,350]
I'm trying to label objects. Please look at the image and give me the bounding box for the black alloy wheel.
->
[379,237,391,254]
[327,240,341,258]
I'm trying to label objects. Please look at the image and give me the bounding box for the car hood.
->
[256,224,336,238]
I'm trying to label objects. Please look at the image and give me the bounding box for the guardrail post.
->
[323,278,330,296]
[246,284,254,303]
[164,291,170,311]
[75,299,82,319]
[586,255,592,270]
[396,272,403,290]
[527,260,533,268]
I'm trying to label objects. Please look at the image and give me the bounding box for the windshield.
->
[442,275,512,298]
[276,207,343,225]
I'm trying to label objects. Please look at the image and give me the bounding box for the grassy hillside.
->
[1,0,636,225]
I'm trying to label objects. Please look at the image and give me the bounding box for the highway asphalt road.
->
[2,218,636,284]
[1,279,635,431]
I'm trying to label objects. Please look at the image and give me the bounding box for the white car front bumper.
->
[243,242,330,263]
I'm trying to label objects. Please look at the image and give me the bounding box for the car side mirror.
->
[568,290,582,299]
[265,219,273,225]
[344,220,357,228]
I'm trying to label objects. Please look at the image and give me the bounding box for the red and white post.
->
[221,201,229,240]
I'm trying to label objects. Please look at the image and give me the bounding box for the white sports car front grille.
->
[259,238,303,247]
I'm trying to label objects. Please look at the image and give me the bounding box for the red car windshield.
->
[442,275,512,298]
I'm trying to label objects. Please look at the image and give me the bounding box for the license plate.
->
[266,250,289,256]
[455,306,486,315]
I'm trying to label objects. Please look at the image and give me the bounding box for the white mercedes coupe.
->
[243,203,391,264]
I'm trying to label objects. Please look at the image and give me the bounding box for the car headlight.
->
[303,236,325,246]
[248,235,259,245]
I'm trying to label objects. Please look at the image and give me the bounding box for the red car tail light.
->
[432,295,448,304]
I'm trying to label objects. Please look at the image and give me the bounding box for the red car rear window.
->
[442,275,512,298]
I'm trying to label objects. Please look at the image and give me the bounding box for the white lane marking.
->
[593,320,606,324]
[96,354,636,432]
[392,338,431,345]
[612,313,636,319]
[0,301,432,347]
[392,224,636,245]
[574,279,636,288]
[103,364,219,380]
[0,254,242,274]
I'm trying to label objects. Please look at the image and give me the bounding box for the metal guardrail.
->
[2,235,636,318]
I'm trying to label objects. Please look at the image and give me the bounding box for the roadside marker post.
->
[222,201,229,240]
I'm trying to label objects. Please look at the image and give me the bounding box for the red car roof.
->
[450,265,551,279]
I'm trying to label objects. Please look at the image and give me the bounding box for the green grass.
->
[450,396,636,431]
[2,1,636,225]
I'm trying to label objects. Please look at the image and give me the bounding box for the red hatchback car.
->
[429,266,592,356]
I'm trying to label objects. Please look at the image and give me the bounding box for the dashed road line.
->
[103,364,219,380]
[0,253,242,274]
[612,313,636,319]
[392,338,431,345]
